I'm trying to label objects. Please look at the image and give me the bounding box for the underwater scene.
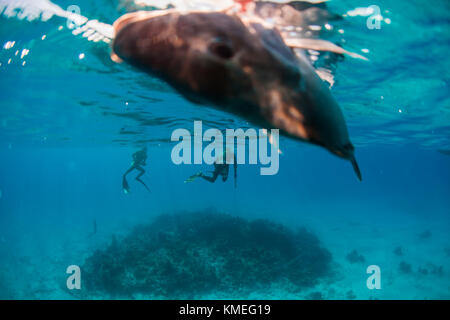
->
[0,0,449,300]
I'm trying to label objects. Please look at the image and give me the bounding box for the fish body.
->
[112,10,361,179]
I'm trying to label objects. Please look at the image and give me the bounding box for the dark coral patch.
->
[82,210,332,298]
[346,249,365,264]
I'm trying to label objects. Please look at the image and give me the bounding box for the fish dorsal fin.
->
[284,38,368,61]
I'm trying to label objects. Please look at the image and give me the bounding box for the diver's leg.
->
[200,169,220,183]
[122,166,135,194]
[123,166,134,177]
[185,171,204,183]
[135,165,145,179]
[221,172,229,182]
[221,165,229,182]
[135,166,150,192]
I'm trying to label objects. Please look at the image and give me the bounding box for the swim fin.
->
[122,176,130,194]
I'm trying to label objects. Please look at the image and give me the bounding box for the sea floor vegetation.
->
[81,210,332,298]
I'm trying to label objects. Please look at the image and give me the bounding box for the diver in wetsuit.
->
[122,147,150,194]
[185,150,237,188]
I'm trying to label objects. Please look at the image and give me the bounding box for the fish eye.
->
[209,41,234,60]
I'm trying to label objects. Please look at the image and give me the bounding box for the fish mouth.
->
[333,144,362,181]
[350,157,362,181]
[261,86,363,181]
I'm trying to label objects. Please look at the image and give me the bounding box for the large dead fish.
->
[112,10,362,180]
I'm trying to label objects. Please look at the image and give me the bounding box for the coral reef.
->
[346,249,365,263]
[306,291,324,300]
[418,264,444,277]
[346,290,357,300]
[81,210,332,298]
[399,261,412,274]
[0,272,15,299]
[393,246,403,257]
[418,230,432,240]
[418,267,428,275]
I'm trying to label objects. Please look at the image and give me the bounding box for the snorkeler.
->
[185,149,237,188]
[122,147,150,194]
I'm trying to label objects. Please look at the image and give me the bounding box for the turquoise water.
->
[0,0,449,299]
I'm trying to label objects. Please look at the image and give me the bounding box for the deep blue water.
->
[0,0,449,299]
